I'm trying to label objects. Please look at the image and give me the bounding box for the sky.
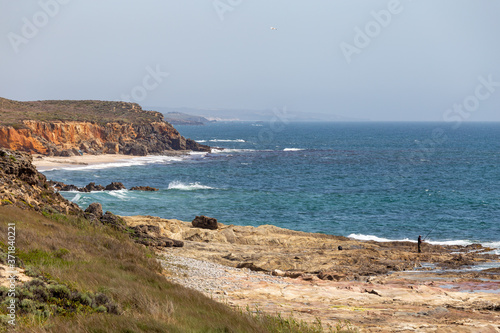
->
[1,0,499,121]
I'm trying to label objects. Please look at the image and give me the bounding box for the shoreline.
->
[128,216,499,332]
[32,153,139,171]
[32,151,195,171]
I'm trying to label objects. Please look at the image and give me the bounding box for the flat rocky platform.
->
[123,215,500,332]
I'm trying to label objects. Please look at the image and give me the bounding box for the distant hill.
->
[163,112,213,125]
[146,106,368,122]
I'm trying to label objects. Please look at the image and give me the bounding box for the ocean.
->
[42,122,500,252]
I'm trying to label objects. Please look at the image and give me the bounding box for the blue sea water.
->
[42,122,500,250]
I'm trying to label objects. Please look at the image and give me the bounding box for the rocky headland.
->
[124,215,500,332]
[0,98,209,156]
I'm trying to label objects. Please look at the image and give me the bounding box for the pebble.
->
[160,254,290,297]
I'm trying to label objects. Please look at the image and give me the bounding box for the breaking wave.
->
[167,181,215,191]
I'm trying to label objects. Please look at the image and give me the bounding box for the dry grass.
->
[0,206,356,332]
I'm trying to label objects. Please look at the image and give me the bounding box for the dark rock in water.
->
[61,184,79,191]
[47,180,66,191]
[129,186,159,191]
[101,211,126,230]
[129,224,184,247]
[104,182,126,191]
[85,202,103,219]
[82,182,105,192]
[192,215,218,230]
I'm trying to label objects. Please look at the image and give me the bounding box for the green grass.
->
[0,97,164,126]
[0,206,358,333]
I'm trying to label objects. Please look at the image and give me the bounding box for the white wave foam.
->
[107,189,130,200]
[51,154,199,171]
[209,139,245,143]
[348,234,414,243]
[348,234,500,250]
[283,148,304,151]
[71,194,81,203]
[210,148,257,154]
[196,140,207,143]
[167,181,215,191]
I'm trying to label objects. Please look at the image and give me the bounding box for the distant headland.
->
[0,97,210,156]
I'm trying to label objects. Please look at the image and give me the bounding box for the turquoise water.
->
[42,122,500,250]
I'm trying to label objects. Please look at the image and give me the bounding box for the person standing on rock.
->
[418,235,423,253]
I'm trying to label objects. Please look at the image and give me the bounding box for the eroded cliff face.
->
[0,149,81,214]
[0,120,209,156]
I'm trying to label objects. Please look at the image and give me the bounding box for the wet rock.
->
[192,215,218,230]
[85,203,103,219]
[82,182,105,192]
[61,184,79,191]
[129,186,158,191]
[104,182,126,191]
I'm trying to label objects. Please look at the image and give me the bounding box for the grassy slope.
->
[0,206,345,333]
[0,98,163,126]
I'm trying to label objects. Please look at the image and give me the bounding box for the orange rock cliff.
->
[0,99,210,156]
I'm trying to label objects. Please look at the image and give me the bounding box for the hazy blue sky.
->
[1,0,499,121]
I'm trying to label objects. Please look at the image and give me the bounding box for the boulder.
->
[85,202,103,219]
[104,142,120,154]
[192,215,218,230]
[59,149,75,157]
[124,143,148,156]
[100,211,126,230]
[61,184,79,191]
[82,182,105,192]
[104,182,126,191]
[129,224,184,247]
[129,186,159,191]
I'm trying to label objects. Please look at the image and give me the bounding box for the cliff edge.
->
[0,98,210,156]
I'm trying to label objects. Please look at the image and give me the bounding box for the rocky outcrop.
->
[0,149,81,214]
[129,224,184,248]
[48,181,150,192]
[192,215,218,230]
[0,118,210,156]
[130,186,158,191]
[104,182,126,191]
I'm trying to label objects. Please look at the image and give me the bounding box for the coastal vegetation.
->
[0,149,355,332]
[0,206,357,333]
[0,97,163,127]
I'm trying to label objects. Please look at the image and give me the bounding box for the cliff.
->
[0,149,81,214]
[0,98,210,156]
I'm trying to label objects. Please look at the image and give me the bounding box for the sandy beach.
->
[31,151,196,171]
[32,154,140,171]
